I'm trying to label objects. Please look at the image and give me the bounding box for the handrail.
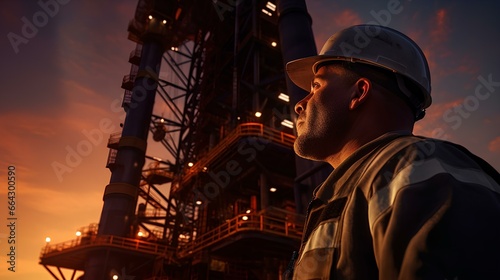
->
[40,234,172,260]
[122,74,136,84]
[76,223,98,237]
[122,90,133,107]
[143,161,175,182]
[129,49,142,60]
[177,123,295,190]
[40,210,304,261]
[177,210,304,258]
[140,208,167,218]
[106,148,118,167]
[107,132,122,147]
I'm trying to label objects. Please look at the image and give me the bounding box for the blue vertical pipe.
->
[83,37,165,280]
[277,0,331,214]
[99,40,163,236]
[277,0,317,107]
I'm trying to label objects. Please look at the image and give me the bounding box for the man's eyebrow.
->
[312,74,328,81]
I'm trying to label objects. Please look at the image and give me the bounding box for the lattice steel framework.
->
[39,0,321,279]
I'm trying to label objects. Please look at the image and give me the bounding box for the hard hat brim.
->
[286,56,323,92]
[286,55,360,92]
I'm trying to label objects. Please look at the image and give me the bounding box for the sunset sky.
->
[0,0,499,279]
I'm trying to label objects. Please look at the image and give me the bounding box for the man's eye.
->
[311,82,320,89]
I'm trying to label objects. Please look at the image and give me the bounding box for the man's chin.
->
[293,141,322,161]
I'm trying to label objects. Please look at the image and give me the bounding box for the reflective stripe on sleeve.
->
[300,220,338,261]
[368,158,500,232]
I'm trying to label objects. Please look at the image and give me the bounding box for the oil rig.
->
[39,0,330,279]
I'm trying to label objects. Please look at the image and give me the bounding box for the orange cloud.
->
[115,1,136,19]
[488,136,500,153]
[334,9,363,27]
[0,112,59,163]
[423,98,463,122]
[454,61,479,76]
[413,98,464,139]
[430,9,450,44]
[417,8,454,79]
[313,8,363,51]
[421,8,480,81]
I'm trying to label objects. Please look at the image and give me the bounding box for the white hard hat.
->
[286,24,432,115]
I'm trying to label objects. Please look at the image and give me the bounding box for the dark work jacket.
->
[291,132,500,280]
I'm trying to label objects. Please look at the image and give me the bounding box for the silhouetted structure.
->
[39,0,327,279]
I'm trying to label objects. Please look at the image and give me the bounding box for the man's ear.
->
[349,78,371,110]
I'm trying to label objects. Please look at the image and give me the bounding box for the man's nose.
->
[294,95,309,115]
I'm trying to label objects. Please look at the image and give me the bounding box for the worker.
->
[284,24,500,279]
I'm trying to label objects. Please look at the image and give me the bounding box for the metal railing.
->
[177,209,304,258]
[40,208,304,263]
[177,123,295,189]
[40,234,171,259]
[129,48,142,61]
[106,148,118,168]
[122,74,136,85]
[107,132,122,148]
[122,90,133,109]
[144,161,175,183]
[140,208,167,218]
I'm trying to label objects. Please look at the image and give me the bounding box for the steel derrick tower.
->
[39,0,326,279]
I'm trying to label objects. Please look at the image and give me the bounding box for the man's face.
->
[294,65,355,161]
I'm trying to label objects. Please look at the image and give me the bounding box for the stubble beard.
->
[294,113,347,162]
[294,123,332,161]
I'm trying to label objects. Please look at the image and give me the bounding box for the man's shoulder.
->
[372,134,500,191]
[384,134,496,172]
